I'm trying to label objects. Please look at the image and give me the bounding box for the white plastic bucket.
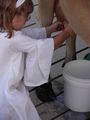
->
[63,60,90,112]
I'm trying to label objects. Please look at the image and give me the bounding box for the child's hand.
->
[54,23,75,49]
[50,22,64,32]
[46,22,64,37]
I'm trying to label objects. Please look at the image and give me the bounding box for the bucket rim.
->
[63,60,90,83]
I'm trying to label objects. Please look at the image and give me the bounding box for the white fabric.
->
[23,27,54,86]
[16,0,25,8]
[22,27,47,39]
[24,38,54,86]
[0,28,54,120]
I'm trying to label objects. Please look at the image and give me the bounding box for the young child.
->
[0,0,74,120]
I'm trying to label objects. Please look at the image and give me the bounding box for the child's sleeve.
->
[11,34,54,86]
[24,38,54,87]
[22,27,47,39]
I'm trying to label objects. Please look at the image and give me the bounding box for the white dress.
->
[0,28,54,120]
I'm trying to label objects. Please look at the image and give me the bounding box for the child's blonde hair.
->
[0,0,33,38]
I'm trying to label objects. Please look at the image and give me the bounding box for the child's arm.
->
[22,22,64,39]
[22,27,47,39]
[53,24,74,49]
